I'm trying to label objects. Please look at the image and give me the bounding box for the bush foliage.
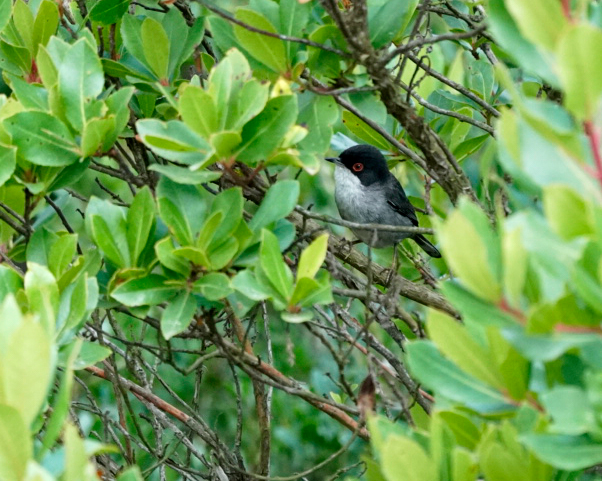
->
[0,0,601,480]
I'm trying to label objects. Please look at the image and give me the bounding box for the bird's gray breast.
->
[333,166,413,247]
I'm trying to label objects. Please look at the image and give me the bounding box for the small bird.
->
[326,144,441,258]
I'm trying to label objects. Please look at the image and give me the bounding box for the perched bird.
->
[326,144,441,258]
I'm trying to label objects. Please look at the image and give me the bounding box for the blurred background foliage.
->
[0,0,602,480]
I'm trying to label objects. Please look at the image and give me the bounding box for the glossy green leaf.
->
[4,112,79,166]
[233,8,287,72]
[226,79,270,131]
[194,273,234,301]
[73,341,111,370]
[81,116,116,157]
[543,185,593,240]
[407,341,514,413]
[91,212,129,267]
[232,269,271,301]
[58,39,105,130]
[260,229,293,300]
[237,95,298,163]
[0,0,10,33]
[141,17,170,80]
[1,317,53,425]
[381,434,436,481]
[127,187,155,266]
[111,274,178,307]
[505,0,566,51]
[161,290,197,339]
[32,0,59,55]
[0,266,22,303]
[0,405,30,481]
[438,199,502,303]
[557,24,602,120]
[428,310,505,390]
[48,233,77,279]
[155,237,191,277]
[137,119,214,166]
[179,85,218,139]
[0,144,16,188]
[149,164,222,185]
[297,233,328,280]
[12,0,34,53]
[24,262,59,333]
[541,386,595,436]
[249,180,299,231]
[521,434,602,470]
[368,0,418,49]
[342,111,390,151]
[89,0,130,25]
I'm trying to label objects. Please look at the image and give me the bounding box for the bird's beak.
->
[325,157,342,166]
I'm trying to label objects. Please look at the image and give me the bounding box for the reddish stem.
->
[561,0,572,20]
[583,120,602,189]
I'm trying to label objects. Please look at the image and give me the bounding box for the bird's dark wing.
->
[386,177,419,226]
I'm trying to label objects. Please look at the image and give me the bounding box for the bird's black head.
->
[326,144,390,186]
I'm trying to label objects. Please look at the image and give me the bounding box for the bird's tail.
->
[413,234,441,258]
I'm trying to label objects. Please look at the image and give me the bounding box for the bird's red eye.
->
[352,163,363,172]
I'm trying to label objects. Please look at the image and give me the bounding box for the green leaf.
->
[1,317,53,425]
[427,310,505,390]
[438,199,502,303]
[557,24,602,120]
[368,0,418,49]
[179,85,218,139]
[521,434,602,471]
[543,185,593,240]
[127,187,155,266]
[24,263,59,333]
[0,405,30,481]
[0,0,11,33]
[157,177,206,246]
[4,111,79,166]
[48,233,77,279]
[290,276,333,308]
[155,237,191,277]
[137,119,214,166]
[233,8,287,72]
[299,95,339,154]
[407,341,514,414]
[260,229,293,300]
[111,274,178,307]
[194,272,234,301]
[58,38,105,130]
[141,17,170,80]
[32,0,59,55]
[237,95,298,163]
[232,269,271,301]
[279,0,310,61]
[297,233,328,279]
[0,144,16,188]
[249,180,299,231]
[505,0,566,51]
[91,212,129,267]
[149,164,222,185]
[380,435,437,481]
[226,79,270,131]
[89,0,130,25]
[541,386,595,436]
[81,116,116,157]
[197,210,223,252]
[0,266,23,302]
[173,246,210,267]
[161,290,197,339]
[73,341,111,370]
[117,466,144,481]
[12,0,34,54]
[342,111,390,151]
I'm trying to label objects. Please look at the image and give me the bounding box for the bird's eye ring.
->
[352,163,364,172]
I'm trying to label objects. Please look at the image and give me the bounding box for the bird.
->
[326,144,441,258]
